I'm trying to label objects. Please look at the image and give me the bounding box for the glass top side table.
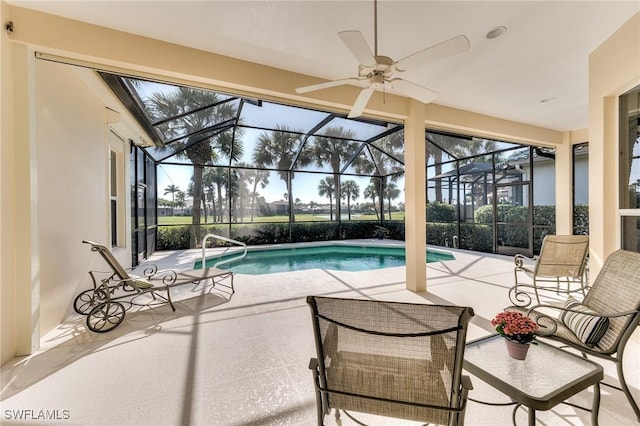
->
[464,334,604,425]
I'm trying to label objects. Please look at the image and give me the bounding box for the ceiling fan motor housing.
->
[358,55,395,80]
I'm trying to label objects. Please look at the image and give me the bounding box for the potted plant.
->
[491,311,539,360]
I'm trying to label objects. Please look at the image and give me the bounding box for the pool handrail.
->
[201,233,247,269]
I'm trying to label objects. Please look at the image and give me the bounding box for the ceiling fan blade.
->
[296,78,365,94]
[387,79,439,104]
[348,87,375,118]
[395,35,470,72]
[338,30,376,67]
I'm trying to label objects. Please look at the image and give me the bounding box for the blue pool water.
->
[196,245,455,275]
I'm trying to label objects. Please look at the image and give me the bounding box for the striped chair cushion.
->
[560,297,609,347]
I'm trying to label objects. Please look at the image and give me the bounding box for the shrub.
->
[474,205,493,224]
[426,202,456,222]
[426,223,457,247]
[574,204,589,234]
[533,205,555,226]
[384,221,405,240]
[291,222,339,242]
[341,221,379,239]
[157,225,191,250]
[460,224,493,252]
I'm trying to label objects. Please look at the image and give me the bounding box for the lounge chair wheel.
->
[86,302,125,333]
[73,289,108,315]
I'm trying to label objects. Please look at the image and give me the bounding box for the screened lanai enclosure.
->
[100,73,586,265]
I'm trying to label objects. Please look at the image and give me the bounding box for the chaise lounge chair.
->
[75,240,234,332]
[307,296,474,426]
[508,249,640,421]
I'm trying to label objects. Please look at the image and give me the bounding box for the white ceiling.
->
[10,0,640,132]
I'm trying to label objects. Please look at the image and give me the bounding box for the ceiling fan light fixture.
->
[486,26,507,40]
[295,0,471,118]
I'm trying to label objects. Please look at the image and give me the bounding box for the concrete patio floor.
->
[1,242,638,425]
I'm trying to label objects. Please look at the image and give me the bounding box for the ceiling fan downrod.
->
[373,0,378,56]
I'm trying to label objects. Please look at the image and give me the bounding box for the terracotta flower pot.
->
[505,339,530,360]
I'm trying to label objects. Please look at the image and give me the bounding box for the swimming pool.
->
[196,244,455,275]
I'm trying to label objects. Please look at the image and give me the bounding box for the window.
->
[619,85,640,252]
[109,131,126,248]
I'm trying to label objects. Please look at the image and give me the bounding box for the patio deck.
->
[1,242,638,425]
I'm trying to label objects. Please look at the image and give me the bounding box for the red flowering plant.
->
[491,311,539,344]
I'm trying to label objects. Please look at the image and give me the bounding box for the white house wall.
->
[35,59,133,334]
[589,12,640,273]
[533,161,556,206]
[574,156,589,205]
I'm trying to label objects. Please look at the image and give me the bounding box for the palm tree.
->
[427,133,497,202]
[364,181,380,220]
[318,177,336,220]
[244,168,270,222]
[232,166,252,222]
[207,167,228,222]
[253,125,312,221]
[164,184,180,215]
[175,190,186,214]
[309,200,318,216]
[352,131,404,220]
[312,126,358,215]
[226,169,240,222]
[383,181,401,220]
[341,180,360,220]
[143,85,243,231]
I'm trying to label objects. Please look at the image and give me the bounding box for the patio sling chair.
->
[508,249,640,422]
[307,296,474,426]
[74,240,234,333]
[513,235,589,304]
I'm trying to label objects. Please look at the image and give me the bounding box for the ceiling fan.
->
[295,0,471,118]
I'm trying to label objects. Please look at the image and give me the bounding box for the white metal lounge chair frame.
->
[75,240,235,332]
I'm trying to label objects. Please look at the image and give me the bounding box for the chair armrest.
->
[133,263,160,279]
[522,303,640,336]
[527,303,640,320]
[514,253,536,264]
[88,269,118,287]
[145,269,179,285]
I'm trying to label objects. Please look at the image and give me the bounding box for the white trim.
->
[109,130,126,248]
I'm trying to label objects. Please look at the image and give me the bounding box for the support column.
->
[405,100,426,292]
[555,133,573,235]
[13,43,40,355]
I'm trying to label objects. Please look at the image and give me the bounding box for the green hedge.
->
[460,223,493,253]
[157,225,191,250]
[426,202,456,222]
[574,204,589,234]
[157,205,589,254]
[157,221,405,250]
[426,223,457,247]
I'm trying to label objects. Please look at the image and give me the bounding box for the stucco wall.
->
[589,12,640,273]
[1,1,17,365]
[35,60,134,334]
[37,60,104,332]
